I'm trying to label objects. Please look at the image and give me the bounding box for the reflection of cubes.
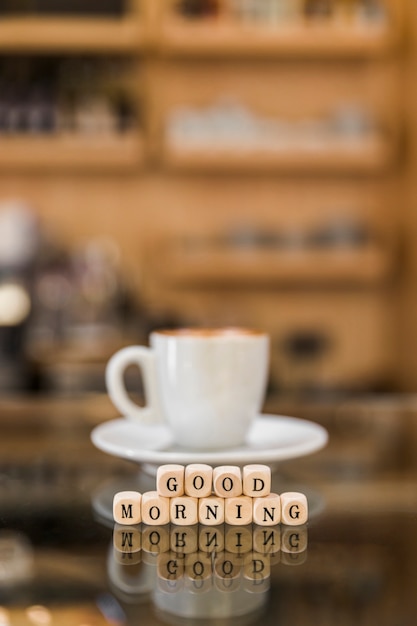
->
[185,463,213,498]
[170,496,199,526]
[198,524,225,553]
[280,492,308,526]
[281,525,308,553]
[170,526,199,555]
[157,464,185,497]
[214,551,242,584]
[224,524,253,554]
[253,525,281,555]
[142,525,170,554]
[113,524,142,553]
[185,574,213,594]
[142,491,170,526]
[213,466,243,497]
[158,575,184,594]
[243,573,271,594]
[113,491,141,525]
[157,552,185,582]
[281,550,308,567]
[253,493,281,526]
[113,548,142,566]
[243,552,270,582]
[185,551,212,581]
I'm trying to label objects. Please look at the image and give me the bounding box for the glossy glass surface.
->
[1,393,417,625]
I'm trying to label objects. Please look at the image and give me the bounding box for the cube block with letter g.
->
[280,492,308,526]
[157,464,185,497]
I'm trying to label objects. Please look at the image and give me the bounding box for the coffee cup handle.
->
[105,346,162,423]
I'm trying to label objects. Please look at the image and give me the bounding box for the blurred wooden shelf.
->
[0,133,145,172]
[151,244,392,286]
[0,17,145,52]
[163,135,392,174]
[159,19,397,58]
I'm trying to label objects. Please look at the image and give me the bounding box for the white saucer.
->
[91,414,328,466]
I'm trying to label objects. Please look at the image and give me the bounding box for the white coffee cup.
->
[105,327,269,450]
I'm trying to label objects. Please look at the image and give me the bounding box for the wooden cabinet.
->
[0,0,410,391]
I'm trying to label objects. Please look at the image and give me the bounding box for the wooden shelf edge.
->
[150,246,392,287]
[163,136,392,174]
[0,17,145,52]
[159,20,397,57]
[0,133,145,172]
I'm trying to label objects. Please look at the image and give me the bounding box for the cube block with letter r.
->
[170,496,199,526]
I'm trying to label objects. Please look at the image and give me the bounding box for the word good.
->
[113,464,308,527]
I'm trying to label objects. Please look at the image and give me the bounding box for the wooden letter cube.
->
[157,464,185,497]
[253,493,281,526]
[113,491,142,525]
[142,491,170,525]
[280,492,308,526]
[225,496,253,526]
[213,466,242,498]
[170,496,198,526]
[243,464,271,498]
[198,496,225,526]
[184,464,213,498]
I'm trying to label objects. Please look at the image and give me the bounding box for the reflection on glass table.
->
[1,394,417,625]
[108,521,306,622]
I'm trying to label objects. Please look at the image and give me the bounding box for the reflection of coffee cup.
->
[106,328,269,450]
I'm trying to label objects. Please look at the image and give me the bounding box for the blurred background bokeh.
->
[0,0,415,397]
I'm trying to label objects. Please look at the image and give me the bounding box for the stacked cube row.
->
[113,464,308,527]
